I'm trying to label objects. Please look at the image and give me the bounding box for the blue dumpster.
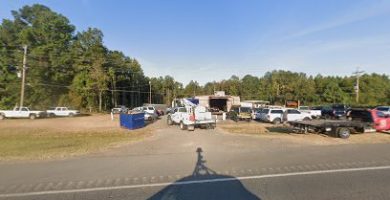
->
[120,113,145,130]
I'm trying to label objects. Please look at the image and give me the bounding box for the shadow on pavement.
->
[266,126,293,134]
[147,147,261,200]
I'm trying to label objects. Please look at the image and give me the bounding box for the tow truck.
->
[167,98,216,131]
[288,108,390,139]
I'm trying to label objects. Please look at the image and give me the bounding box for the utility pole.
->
[149,81,152,104]
[20,45,27,108]
[352,67,364,103]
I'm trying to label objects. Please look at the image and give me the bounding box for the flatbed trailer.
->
[288,119,374,139]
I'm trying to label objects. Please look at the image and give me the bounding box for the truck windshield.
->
[240,107,251,113]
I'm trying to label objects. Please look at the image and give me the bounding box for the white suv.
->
[259,108,285,124]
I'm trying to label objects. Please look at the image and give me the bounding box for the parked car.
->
[298,106,322,118]
[227,106,252,122]
[283,109,312,122]
[376,106,390,116]
[259,108,285,124]
[349,108,390,132]
[132,106,158,121]
[111,106,128,114]
[46,107,80,117]
[321,104,348,119]
[167,106,216,131]
[0,107,45,120]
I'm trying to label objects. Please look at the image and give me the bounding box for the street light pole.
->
[149,81,152,104]
[20,45,27,107]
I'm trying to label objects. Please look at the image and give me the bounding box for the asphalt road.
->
[1,118,390,200]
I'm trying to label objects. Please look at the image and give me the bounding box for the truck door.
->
[20,107,29,117]
[288,109,301,121]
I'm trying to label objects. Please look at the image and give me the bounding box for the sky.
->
[1,0,390,85]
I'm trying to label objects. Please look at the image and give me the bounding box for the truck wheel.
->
[303,117,310,121]
[167,116,173,125]
[69,113,74,117]
[273,118,281,124]
[29,114,36,120]
[49,113,55,118]
[0,114,5,120]
[180,122,187,130]
[187,125,195,131]
[337,127,350,139]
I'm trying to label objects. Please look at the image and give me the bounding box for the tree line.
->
[0,4,180,111]
[181,71,390,106]
[1,4,389,112]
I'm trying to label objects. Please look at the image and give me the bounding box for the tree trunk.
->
[99,90,103,112]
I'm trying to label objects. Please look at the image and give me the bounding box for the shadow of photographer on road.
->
[147,147,261,200]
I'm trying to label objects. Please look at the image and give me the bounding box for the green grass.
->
[0,129,151,160]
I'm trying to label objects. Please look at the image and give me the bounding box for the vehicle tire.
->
[187,125,195,131]
[273,118,281,124]
[49,113,55,118]
[0,114,5,120]
[337,127,350,139]
[69,113,74,117]
[180,122,187,130]
[246,118,251,122]
[167,116,173,125]
[29,114,36,120]
[303,117,310,121]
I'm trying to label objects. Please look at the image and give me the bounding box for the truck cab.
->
[283,109,312,122]
[349,109,390,132]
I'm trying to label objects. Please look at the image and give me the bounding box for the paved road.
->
[1,118,390,199]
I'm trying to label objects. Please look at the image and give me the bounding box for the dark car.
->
[321,104,348,119]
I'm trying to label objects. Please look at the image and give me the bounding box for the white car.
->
[133,106,158,121]
[46,107,80,117]
[258,108,285,124]
[0,107,45,120]
[376,106,390,115]
[283,109,312,122]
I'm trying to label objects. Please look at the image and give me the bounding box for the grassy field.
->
[0,115,154,160]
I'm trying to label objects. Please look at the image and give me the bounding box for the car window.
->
[21,108,28,111]
[271,110,283,114]
[178,107,187,112]
[311,106,322,110]
[287,109,300,114]
[377,111,386,118]
[377,107,389,112]
[148,107,154,110]
[240,107,251,113]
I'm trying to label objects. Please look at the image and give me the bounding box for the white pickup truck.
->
[46,107,80,117]
[167,106,216,131]
[298,106,322,119]
[283,108,312,122]
[0,107,46,120]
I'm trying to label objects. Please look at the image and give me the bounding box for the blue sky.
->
[1,0,390,85]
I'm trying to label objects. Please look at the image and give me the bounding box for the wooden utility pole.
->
[352,67,364,103]
[149,81,152,104]
[20,45,27,107]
